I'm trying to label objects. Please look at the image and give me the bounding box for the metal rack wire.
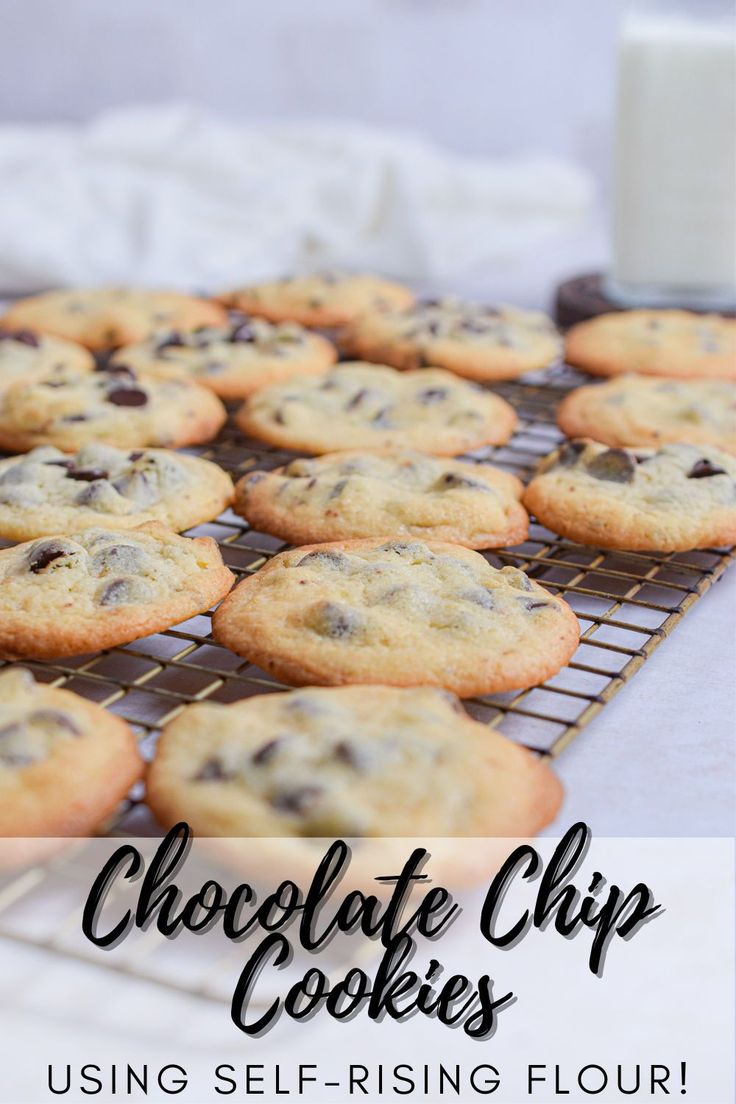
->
[0,360,733,1009]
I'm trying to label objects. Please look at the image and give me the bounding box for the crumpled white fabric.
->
[0,103,594,294]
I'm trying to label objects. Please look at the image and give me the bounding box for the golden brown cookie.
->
[0,328,93,391]
[212,538,580,696]
[235,362,518,456]
[235,451,527,548]
[565,310,736,380]
[524,439,736,551]
[217,271,414,327]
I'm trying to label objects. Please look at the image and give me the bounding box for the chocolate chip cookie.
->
[0,364,226,453]
[235,451,528,548]
[339,298,560,380]
[557,376,736,455]
[2,288,227,351]
[0,328,94,390]
[0,667,143,836]
[212,539,579,695]
[217,271,414,328]
[146,685,563,838]
[0,523,234,660]
[565,310,736,380]
[524,440,736,551]
[0,444,233,541]
[111,317,336,399]
[236,362,518,456]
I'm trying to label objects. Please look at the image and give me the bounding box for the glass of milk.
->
[608,0,736,310]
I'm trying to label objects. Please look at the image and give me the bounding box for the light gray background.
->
[0,0,620,185]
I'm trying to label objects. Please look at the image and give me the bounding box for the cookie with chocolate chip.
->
[111,317,336,399]
[146,685,562,838]
[217,271,414,328]
[0,522,234,660]
[565,310,736,381]
[212,539,579,695]
[524,440,736,551]
[0,365,226,452]
[1,288,227,352]
[235,451,527,548]
[557,376,736,455]
[0,329,94,391]
[0,667,143,837]
[236,362,517,456]
[339,298,560,381]
[0,444,233,541]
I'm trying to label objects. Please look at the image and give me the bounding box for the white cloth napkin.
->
[0,103,594,295]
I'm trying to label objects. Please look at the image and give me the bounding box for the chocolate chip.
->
[252,739,282,766]
[96,577,154,606]
[435,471,486,491]
[417,387,449,404]
[0,722,23,741]
[296,550,348,569]
[128,451,145,461]
[333,740,364,769]
[107,386,148,407]
[28,710,81,736]
[521,598,553,611]
[61,414,89,423]
[28,540,77,573]
[345,388,370,411]
[458,587,494,610]
[90,544,147,575]
[0,328,40,347]
[371,406,394,427]
[44,459,75,471]
[230,322,257,343]
[419,297,442,308]
[66,467,109,483]
[555,440,586,467]
[271,785,324,815]
[586,448,637,484]
[309,601,360,639]
[193,758,236,782]
[327,478,349,501]
[687,459,727,479]
[156,332,185,352]
[97,363,137,378]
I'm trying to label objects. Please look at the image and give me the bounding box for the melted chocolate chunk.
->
[252,738,282,766]
[0,722,23,741]
[230,322,257,343]
[271,785,324,815]
[66,467,109,483]
[91,544,147,575]
[687,459,727,479]
[309,601,360,639]
[61,414,89,423]
[458,587,494,610]
[327,478,348,501]
[521,598,553,611]
[371,406,394,427]
[417,387,449,404]
[193,758,236,782]
[296,550,348,569]
[435,471,486,491]
[107,386,148,407]
[333,740,365,769]
[128,450,145,461]
[28,540,76,574]
[156,332,185,352]
[586,448,637,484]
[555,440,586,467]
[28,709,81,736]
[97,578,137,606]
[345,388,370,411]
[44,459,75,471]
[0,328,40,347]
[98,363,137,379]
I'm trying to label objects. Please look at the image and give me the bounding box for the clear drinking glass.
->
[607,0,736,310]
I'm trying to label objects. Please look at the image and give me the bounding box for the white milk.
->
[609,5,736,308]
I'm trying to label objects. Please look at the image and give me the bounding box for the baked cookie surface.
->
[557,376,736,455]
[111,317,336,399]
[236,362,518,456]
[0,365,226,453]
[340,298,560,380]
[0,328,94,390]
[524,440,736,551]
[565,310,736,380]
[146,685,562,838]
[0,444,233,541]
[0,522,234,660]
[1,288,227,351]
[0,667,143,837]
[235,451,527,548]
[212,538,579,695]
[218,271,414,327]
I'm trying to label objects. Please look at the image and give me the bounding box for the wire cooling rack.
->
[1,361,734,834]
